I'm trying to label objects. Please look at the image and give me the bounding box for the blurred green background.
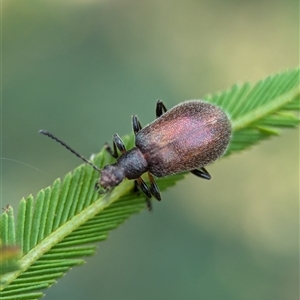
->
[1,0,299,299]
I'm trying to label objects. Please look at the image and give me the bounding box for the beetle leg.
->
[190,167,211,180]
[133,180,139,193]
[136,177,152,198]
[104,141,119,158]
[148,173,161,200]
[104,134,127,158]
[113,134,126,154]
[132,115,143,135]
[145,198,152,211]
[136,177,153,210]
[94,182,106,194]
[156,100,168,117]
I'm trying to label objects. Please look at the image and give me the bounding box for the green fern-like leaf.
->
[0,68,299,299]
[204,68,299,154]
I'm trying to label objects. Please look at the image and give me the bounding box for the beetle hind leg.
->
[156,100,168,117]
[190,167,211,180]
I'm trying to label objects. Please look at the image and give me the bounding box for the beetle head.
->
[95,164,125,192]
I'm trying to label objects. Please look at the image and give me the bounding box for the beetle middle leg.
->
[132,115,143,134]
[133,100,167,132]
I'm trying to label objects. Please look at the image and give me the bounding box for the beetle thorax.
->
[98,147,148,190]
[117,147,149,180]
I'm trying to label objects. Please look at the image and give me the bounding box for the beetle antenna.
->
[39,130,101,173]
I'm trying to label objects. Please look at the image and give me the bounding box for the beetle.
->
[40,100,231,210]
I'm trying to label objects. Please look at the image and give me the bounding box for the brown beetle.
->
[40,100,231,210]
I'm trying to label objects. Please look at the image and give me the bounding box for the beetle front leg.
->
[104,141,119,158]
[113,134,126,153]
[105,133,127,158]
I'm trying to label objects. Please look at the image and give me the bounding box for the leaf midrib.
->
[0,180,133,290]
[232,86,299,131]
